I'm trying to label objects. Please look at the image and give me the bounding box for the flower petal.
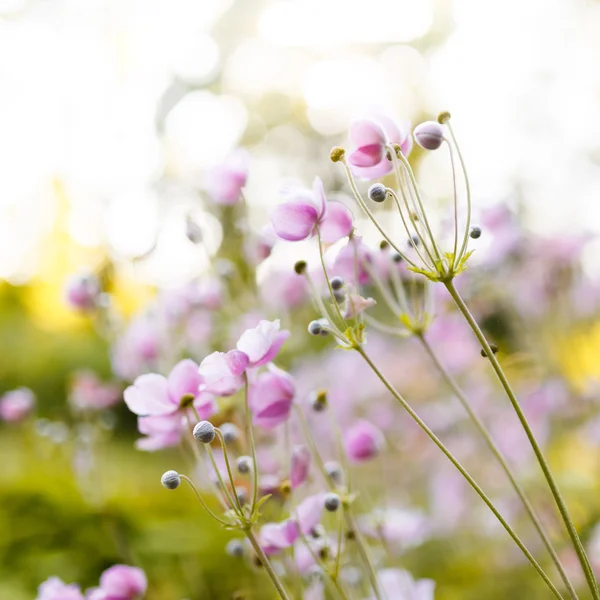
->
[349,118,386,148]
[271,201,318,241]
[348,144,384,168]
[319,201,354,244]
[350,157,394,180]
[312,176,327,220]
[123,374,172,416]
[167,359,202,404]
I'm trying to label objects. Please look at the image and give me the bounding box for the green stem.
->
[245,527,292,600]
[242,374,259,512]
[444,279,598,599]
[354,344,564,600]
[316,226,347,329]
[416,333,578,599]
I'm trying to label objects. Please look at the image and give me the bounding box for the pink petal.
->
[348,144,384,168]
[236,319,281,365]
[349,118,386,148]
[193,393,217,419]
[252,330,289,367]
[100,565,147,597]
[350,157,394,180]
[290,445,311,488]
[296,494,324,535]
[374,114,402,144]
[167,359,202,404]
[319,201,354,244]
[312,176,327,220]
[123,374,172,416]
[271,201,318,241]
[225,350,249,376]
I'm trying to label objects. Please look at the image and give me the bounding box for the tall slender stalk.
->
[416,332,578,599]
[353,344,564,600]
[444,279,598,600]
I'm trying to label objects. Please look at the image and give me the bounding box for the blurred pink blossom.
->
[290,445,311,488]
[204,149,249,205]
[344,420,384,462]
[36,577,84,600]
[69,372,120,411]
[249,365,295,429]
[0,387,35,422]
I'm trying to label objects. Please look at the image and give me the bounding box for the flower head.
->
[204,149,249,205]
[270,177,353,243]
[0,387,35,422]
[249,365,295,429]
[36,577,84,600]
[64,272,100,311]
[347,115,412,180]
[98,565,147,600]
[236,319,289,367]
[344,420,384,462]
[198,350,248,396]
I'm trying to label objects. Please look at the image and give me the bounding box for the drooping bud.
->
[329,146,346,163]
[236,455,253,474]
[324,492,341,512]
[294,260,307,275]
[413,121,446,151]
[368,183,388,203]
[469,226,482,239]
[161,470,181,490]
[330,276,344,291]
[193,421,216,444]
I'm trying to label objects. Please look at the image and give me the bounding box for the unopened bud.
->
[330,276,344,291]
[329,146,346,162]
[408,235,420,247]
[469,226,482,239]
[324,492,341,512]
[413,121,446,151]
[220,422,240,444]
[368,183,388,203]
[380,240,390,250]
[236,455,253,474]
[161,470,181,490]
[294,260,307,275]
[226,539,245,558]
[392,252,403,263]
[193,421,216,444]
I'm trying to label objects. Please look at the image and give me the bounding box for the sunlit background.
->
[3,0,600,598]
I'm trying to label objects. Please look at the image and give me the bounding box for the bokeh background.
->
[3,0,600,598]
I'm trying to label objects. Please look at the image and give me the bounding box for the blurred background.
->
[3,0,600,598]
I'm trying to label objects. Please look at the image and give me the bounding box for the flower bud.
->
[437,111,451,124]
[226,539,245,557]
[368,183,388,203]
[329,146,346,163]
[469,226,482,239]
[236,455,253,474]
[237,488,248,505]
[193,421,216,444]
[161,470,181,490]
[324,492,341,512]
[391,252,403,263]
[308,320,323,336]
[413,121,446,151]
[330,276,344,291]
[310,389,328,412]
[333,290,346,304]
[408,235,420,247]
[220,422,240,444]
[294,260,307,275]
[324,461,344,485]
[380,240,390,250]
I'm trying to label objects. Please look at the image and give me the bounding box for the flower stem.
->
[354,344,565,600]
[416,332,578,599]
[245,527,292,600]
[444,279,598,599]
[242,374,259,512]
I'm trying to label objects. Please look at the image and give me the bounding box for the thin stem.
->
[354,344,564,600]
[444,279,598,599]
[206,443,241,517]
[446,142,460,269]
[316,226,347,329]
[215,429,244,515]
[179,475,231,527]
[242,374,259,512]
[245,527,292,600]
[416,333,578,600]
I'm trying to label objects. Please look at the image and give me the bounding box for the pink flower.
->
[260,519,299,554]
[249,365,295,429]
[0,387,35,422]
[124,359,214,417]
[290,445,311,488]
[344,294,376,319]
[295,493,324,535]
[136,412,186,451]
[64,272,100,311]
[344,420,384,462]
[95,565,147,600]
[69,371,120,411]
[332,236,373,286]
[371,568,435,600]
[36,577,84,600]
[270,177,353,243]
[360,508,429,550]
[198,350,249,396]
[236,319,289,368]
[204,149,249,205]
[260,269,308,310]
[347,115,412,180]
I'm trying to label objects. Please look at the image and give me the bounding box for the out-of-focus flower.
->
[135,412,185,451]
[347,116,412,180]
[249,365,295,429]
[90,565,147,600]
[332,236,373,286]
[290,445,311,488]
[204,148,249,205]
[360,508,429,550]
[270,177,353,243]
[124,359,214,418]
[368,568,435,600]
[36,577,84,600]
[295,493,325,535]
[260,269,308,310]
[344,420,384,462]
[344,294,376,319]
[198,350,248,396]
[111,316,161,381]
[236,319,289,367]
[69,371,121,411]
[260,519,299,555]
[0,387,35,422]
[64,272,100,311]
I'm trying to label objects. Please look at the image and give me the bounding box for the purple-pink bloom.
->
[347,115,412,180]
[236,319,289,368]
[332,236,374,286]
[249,365,295,429]
[204,149,249,205]
[36,577,84,600]
[136,412,186,451]
[96,565,147,600]
[260,519,299,555]
[372,568,435,600]
[0,387,35,422]
[64,272,100,311]
[69,371,120,411]
[344,419,384,462]
[270,177,353,243]
[198,350,248,396]
[290,445,311,488]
